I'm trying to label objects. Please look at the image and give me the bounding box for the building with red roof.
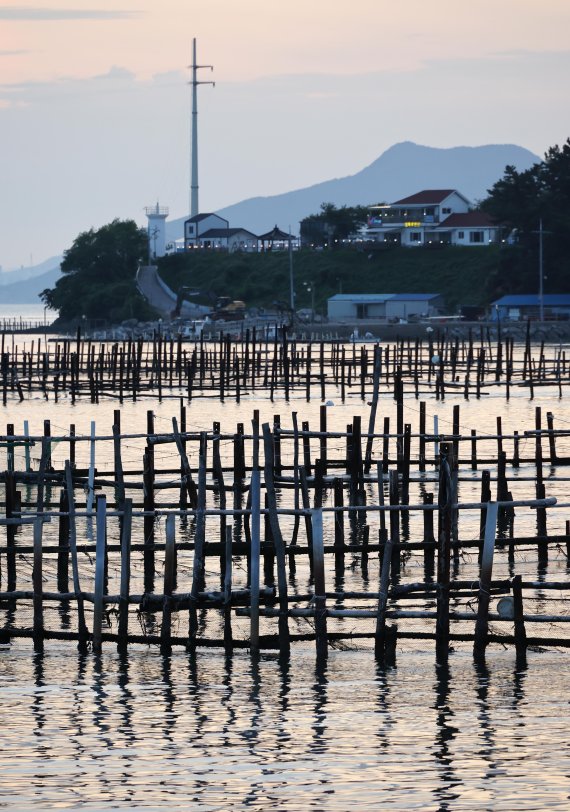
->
[366,190,499,246]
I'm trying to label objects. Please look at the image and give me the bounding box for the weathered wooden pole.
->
[32,517,44,653]
[311,508,328,661]
[117,498,132,652]
[92,494,107,654]
[436,445,452,663]
[473,501,498,660]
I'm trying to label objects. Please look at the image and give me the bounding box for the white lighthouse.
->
[145,204,169,260]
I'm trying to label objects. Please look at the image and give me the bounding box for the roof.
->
[329,294,395,303]
[389,293,441,301]
[258,225,293,241]
[392,190,468,206]
[493,295,570,307]
[185,213,229,224]
[200,228,258,239]
[439,212,496,228]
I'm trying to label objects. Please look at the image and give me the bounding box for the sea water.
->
[1,337,570,810]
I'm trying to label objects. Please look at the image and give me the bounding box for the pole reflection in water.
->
[432,661,461,811]
[2,646,570,810]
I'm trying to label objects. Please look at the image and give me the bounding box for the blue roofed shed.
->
[492,294,570,321]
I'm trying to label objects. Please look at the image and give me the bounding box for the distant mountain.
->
[0,266,62,304]
[166,141,541,239]
[0,255,62,286]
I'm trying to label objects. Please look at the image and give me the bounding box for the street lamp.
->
[303,281,316,322]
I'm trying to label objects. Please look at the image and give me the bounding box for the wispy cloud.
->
[0,49,28,55]
[0,7,139,21]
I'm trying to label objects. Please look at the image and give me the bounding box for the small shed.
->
[327,294,394,320]
[385,294,444,320]
[492,294,570,321]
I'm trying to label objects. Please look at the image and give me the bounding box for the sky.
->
[1,0,569,270]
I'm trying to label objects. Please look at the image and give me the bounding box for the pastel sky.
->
[1,0,569,269]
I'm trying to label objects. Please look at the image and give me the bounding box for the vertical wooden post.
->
[118,498,132,651]
[188,433,207,651]
[333,477,345,571]
[546,411,557,463]
[250,467,261,655]
[160,513,176,654]
[473,501,498,660]
[86,420,96,515]
[374,532,393,659]
[64,461,88,649]
[311,508,328,661]
[418,401,426,472]
[219,525,232,654]
[319,404,327,476]
[423,492,435,576]
[365,345,381,474]
[57,488,69,592]
[511,574,527,660]
[32,517,44,653]
[262,423,290,655]
[389,470,400,579]
[436,445,452,663]
[92,494,107,654]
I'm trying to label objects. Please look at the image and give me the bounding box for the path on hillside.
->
[136,265,209,319]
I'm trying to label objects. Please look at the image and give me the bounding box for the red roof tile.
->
[439,212,495,228]
[392,190,457,205]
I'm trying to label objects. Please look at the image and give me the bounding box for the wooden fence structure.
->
[1,322,569,405]
[1,394,569,662]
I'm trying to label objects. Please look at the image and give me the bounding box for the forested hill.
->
[157,246,503,314]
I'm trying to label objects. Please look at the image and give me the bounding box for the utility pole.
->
[189,38,214,218]
[532,219,551,323]
[538,218,544,323]
[288,225,295,311]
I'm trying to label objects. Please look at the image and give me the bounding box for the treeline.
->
[40,140,569,324]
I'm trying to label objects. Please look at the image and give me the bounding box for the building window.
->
[458,231,464,239]
[410,232,422,242]
[469,231,484,243]
[442,207,452,214]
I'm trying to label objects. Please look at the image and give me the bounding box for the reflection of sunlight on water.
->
[1,647,569,809]
[2,340,570,808]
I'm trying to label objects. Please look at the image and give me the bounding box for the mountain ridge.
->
[166,141,540,240]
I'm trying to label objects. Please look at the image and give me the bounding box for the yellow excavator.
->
[210,297,246,321]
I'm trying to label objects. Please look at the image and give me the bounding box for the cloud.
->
[0,49,28,55]
[0,6,139,21]
[0,51,567,267]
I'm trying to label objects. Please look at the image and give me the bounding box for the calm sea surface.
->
[1,328,570,810]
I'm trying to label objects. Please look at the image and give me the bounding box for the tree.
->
[481,139,570,296]
[300,203,370,247]
[41,219,156,324]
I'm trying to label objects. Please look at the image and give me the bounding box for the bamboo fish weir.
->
[1,328,570,664]
[1,320,570,405]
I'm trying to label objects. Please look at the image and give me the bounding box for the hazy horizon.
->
[1,0,568,269]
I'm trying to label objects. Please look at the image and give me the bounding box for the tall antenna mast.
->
[189,38,214,218]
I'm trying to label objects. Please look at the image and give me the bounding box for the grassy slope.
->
[157,245,501,313]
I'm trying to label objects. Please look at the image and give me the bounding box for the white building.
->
[198,227,259,252]
[366,190,499,246]
[184,213,229,249]
[145,204,169,259]
[439,212,500,246]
